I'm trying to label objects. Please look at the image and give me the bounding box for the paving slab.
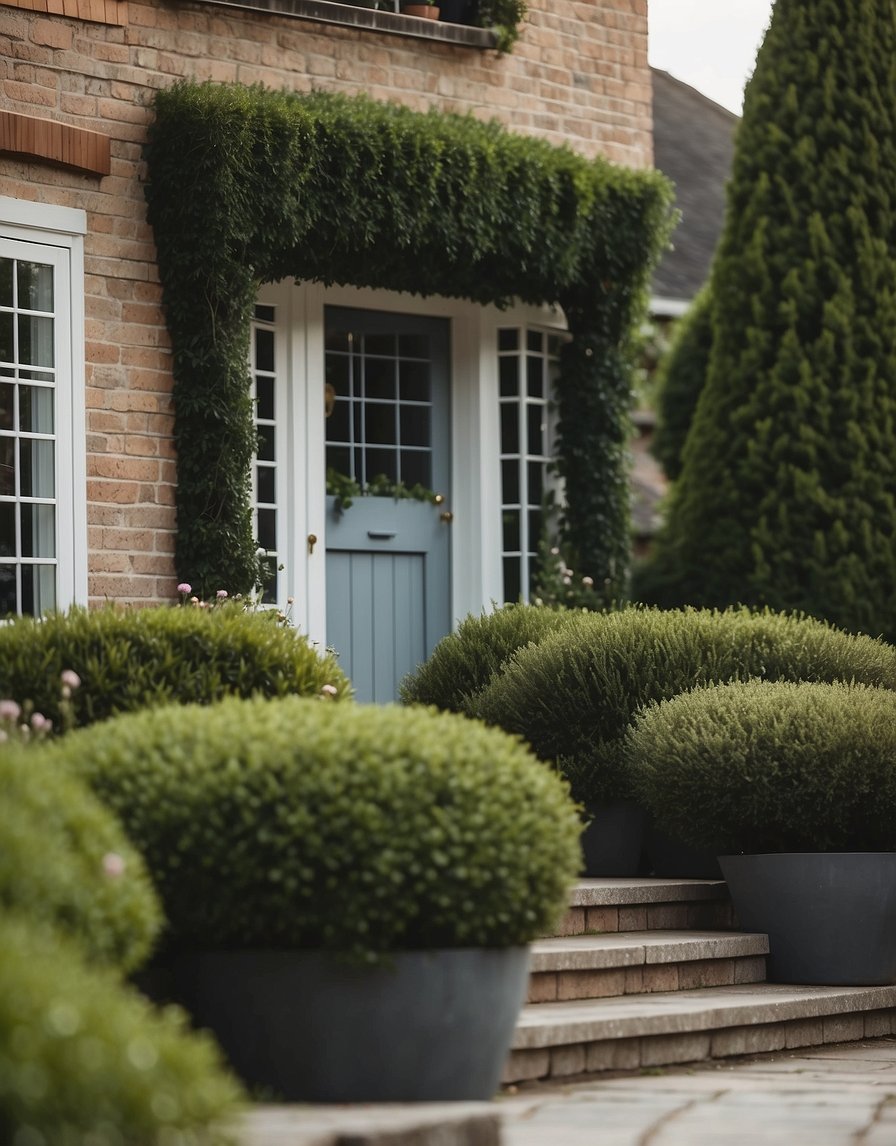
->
[529,930,768,972]
[569,879,728,906]
[241,1102,500,1146]
[500,1038,896,1146]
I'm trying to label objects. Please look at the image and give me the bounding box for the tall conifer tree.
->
[644,0,896,638]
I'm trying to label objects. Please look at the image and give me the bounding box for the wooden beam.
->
[0,110,111,177]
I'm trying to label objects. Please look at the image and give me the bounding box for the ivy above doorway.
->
[144,81,674,601]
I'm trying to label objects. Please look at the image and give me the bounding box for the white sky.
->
[648,0,776,115]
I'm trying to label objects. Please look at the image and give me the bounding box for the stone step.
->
[505,983,896,1084]
[528,930,768,1002]
[552,878,736,938]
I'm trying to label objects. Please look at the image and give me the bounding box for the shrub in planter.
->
[0,914,243,1145]
[43,696,581,1100]
[472,606,896,874]
[0,747,161,974]
[625,680,896,983]
[0,604,351,732]
[399,602,577,713]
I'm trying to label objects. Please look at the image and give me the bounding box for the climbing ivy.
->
[144,82,673,600]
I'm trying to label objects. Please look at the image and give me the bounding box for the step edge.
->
[529,932,769,971]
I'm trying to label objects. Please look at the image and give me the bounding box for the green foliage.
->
[627,679,896,854]
[49,696,581,962]
[475,0,527,50]
[0,749,161,974]
[647,0,896,639]
[472,606,896,807]
[327,467,439,511]
[399,603,577,711]
[0,914,243,1146]
[144,81,674,599]
[0,605,351,730]
[650,287,713,481]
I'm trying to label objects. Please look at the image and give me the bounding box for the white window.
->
[0,199,86,617]
[498,326,562,603]
[251,304,280,603]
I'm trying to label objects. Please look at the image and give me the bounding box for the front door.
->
[324,307,452,702]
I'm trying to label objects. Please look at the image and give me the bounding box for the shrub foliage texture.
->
[49,696,582,962]
[644,0,896,638]
[472,606,896,806]
[627,680,896,854]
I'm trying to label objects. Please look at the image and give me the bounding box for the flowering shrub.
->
[0,670,81,745]
[0,604,351,732]
[47,695,582,961]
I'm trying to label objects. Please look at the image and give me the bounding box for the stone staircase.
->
[504,878,896,1085]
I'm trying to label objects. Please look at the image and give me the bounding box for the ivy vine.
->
[144,82,674,602]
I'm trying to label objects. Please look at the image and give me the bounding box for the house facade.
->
[1,0,654,699]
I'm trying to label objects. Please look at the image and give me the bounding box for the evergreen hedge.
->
[144,82,674,601]
[399,603,577,711]
[472,606,896,807]
[627,680,896,854]
[0,749,161,973]
[49,696,582,963]
[0,915,243,1146]
[0,605,350,730]
[644,0,896,639]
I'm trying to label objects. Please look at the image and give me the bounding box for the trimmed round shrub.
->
[0,914,243,1146]
[626,680,896,855]
[472,606,896,807]
[45,696,582,962]
[0,604,351,731]
[399,603,577,712]
[0,748,161,974]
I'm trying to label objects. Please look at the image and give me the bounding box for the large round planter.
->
[719,852,896,985]
[580,800,645,877]
[163,946,530,1102]
[646,820,721,879]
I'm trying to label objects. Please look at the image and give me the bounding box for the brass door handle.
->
[307,533,318,554]
[439,510,454,524]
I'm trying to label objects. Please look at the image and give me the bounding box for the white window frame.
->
[0,197,87,613]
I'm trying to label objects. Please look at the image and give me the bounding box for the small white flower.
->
[102,853,126,878]
[61,669,82,690]
[581,576,594,587]
[0,700,21,723]
[320,684,338,698]
[216,589,228,599]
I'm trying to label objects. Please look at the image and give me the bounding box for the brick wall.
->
[0,0,652,605]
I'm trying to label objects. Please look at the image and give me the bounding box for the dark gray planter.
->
[164,946,530,1102]
[580,800,645,876]
[719,852,896,985]
[646,820,722,879]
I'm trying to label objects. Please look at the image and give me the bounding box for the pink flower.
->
[0,700,21,723]
[61,669,81,690]
[320,684,338,697]
[30,712,52,733]
[102,853,126,878]
[216,589,228,599]
[581,576,594,587]
[177,583,192,595]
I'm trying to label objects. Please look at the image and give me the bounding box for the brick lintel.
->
[0,110,112,177]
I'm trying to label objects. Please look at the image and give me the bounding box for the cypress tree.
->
[643,0,896,639]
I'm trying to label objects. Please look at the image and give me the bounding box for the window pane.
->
[503,556,521,603]
[527,355,544,398]
[0,383,12,431]
[255,329,274,374]
[20,504,55,558]
[254,304,275,324]
[528,460,545,505]
[326,445,351,477]
[364,358,395,401]
[19,440,55,498]
[501,458,520,505]
[500,403,519,454]
[365,403,396,445]
[400,449,429,488]
[502,509,520,553]
[528,404,546,456]
[399,360,430,402]
[400,404,429,447]
[18,262,54,312]
[18,315,54,368]
[0,258,12,308]
[365,449,398,485]
[327,399,351,444]
[0,313,12,363]
[257,507,276,551]
[398,333,428,359]
[0,564,15,616]
[499,356,519,398]
[498,328,519,352]
[325,353,351,396]
[19,386,54,434]
[325,327,351,353]
[255,376,274,422]
[0,502,14,556]
[527,329,543,353]
[21,564,56,615]
[365,333,395,358]
[257,424,275,462]
[256,464,275,505]
[528,508,542,547]
[0,439,14,496]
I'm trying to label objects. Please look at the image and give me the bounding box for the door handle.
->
[367,531,397,540]
[439,511,454,524]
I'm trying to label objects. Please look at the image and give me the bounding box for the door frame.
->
[254,279,567,651]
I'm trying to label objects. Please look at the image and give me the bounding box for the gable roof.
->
[651,68,739,305]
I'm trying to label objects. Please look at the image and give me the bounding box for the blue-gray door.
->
[324,307,452,702]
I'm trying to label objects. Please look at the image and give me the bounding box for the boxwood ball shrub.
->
[472,606,896,807]
[626,680,896,856]
[46,696,582,962]
[0,605,351,731]
[399,603,578,712]
[0,748,161,974]
[0,914,243,1146]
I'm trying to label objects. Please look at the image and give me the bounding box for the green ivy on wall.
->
[144,82,674,602]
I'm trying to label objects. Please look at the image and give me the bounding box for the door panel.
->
[324,307,451,702]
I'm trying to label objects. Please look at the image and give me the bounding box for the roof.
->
[651,68,739,304]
